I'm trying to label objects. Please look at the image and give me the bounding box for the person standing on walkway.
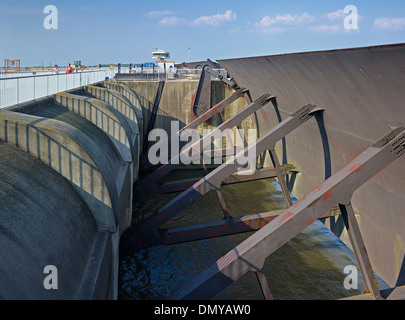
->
[52,64,59,74]
[66,63,73,73]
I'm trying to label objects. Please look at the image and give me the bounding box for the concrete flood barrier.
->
[2,43,404,300]
[0,81,143,299]
[117,45,405,300]
[0,75,254,299]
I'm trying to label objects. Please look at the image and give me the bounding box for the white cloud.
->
[158,16,185,26]
[327,9,346,21]
[146,10,176,18]
[255,13,315,27]
[152,10,236,27]
[192,10,237,26]
[374,17,405,30]
[252,10,363,34]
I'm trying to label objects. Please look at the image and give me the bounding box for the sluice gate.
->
[121,45,405,300]
[1,43,404,300]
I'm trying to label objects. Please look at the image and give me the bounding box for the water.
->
[119,173,389,300]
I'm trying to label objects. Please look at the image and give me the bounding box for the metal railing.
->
[114,68,228,82]
[0,68,117,109]
[0,71,55,79]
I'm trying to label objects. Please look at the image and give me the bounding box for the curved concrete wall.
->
[0,141,108,299]
[0,81,142,299]
[84,85,143,147]
[218,43,405,287]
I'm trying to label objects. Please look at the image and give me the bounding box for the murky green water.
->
[119,173,388,300]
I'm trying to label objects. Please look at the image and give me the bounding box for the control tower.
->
[152,49,170,63]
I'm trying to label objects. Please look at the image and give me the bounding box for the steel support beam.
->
[339,202,382,300]
[186,88,247,131]
[120,104,321,254]
[168,127,405,300]
[192,65,212,117]
[159,165,298,194]
[134,93,275,197]
[137,88,247,177]
[160,210,285,246]
[192,65,237,118]
[255,271,274,300]
[269,149,293,207]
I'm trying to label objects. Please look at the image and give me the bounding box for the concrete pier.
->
[0,81,143,299]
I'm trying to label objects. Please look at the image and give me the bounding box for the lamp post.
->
[188,47,191,63]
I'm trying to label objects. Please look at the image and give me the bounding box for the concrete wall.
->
[0,141,111,299]
[121,80,250,151]
[0,81,142,299]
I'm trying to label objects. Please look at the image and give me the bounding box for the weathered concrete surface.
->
[55,93,133,162]
[0,141,113,299]
[0,81,142,299]
[84,85,143,146]
[219,43,405,288]
[54,92,138,182]
[0,109,118,232]
[121,80,249,148]
[99,81,144,123]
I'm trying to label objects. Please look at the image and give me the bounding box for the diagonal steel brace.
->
[140,88,248,171]
[192,65,237,118]
[120,104,322,254]
[168,127,405,300]
[134,92,274,198]
[158,165,299,194]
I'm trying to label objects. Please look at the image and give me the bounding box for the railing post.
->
[17,77,19,105]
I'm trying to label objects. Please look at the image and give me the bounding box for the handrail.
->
[0,69,117,109]
[0,68,112,81]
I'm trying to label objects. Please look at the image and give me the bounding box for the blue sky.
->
[1,0,404,66]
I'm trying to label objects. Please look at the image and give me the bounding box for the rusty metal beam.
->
[269,149,293,207]
[139,88,248,172]
[187,88,247,130]
[192,65,237,118]
[339,202,382,300]
[168,127,405,300]
[160,210,286,246]
[192,65,212,117]
[134,93,275,198]
[159,165,298,194]
[255,271,274,300]
[120,104,321,255]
